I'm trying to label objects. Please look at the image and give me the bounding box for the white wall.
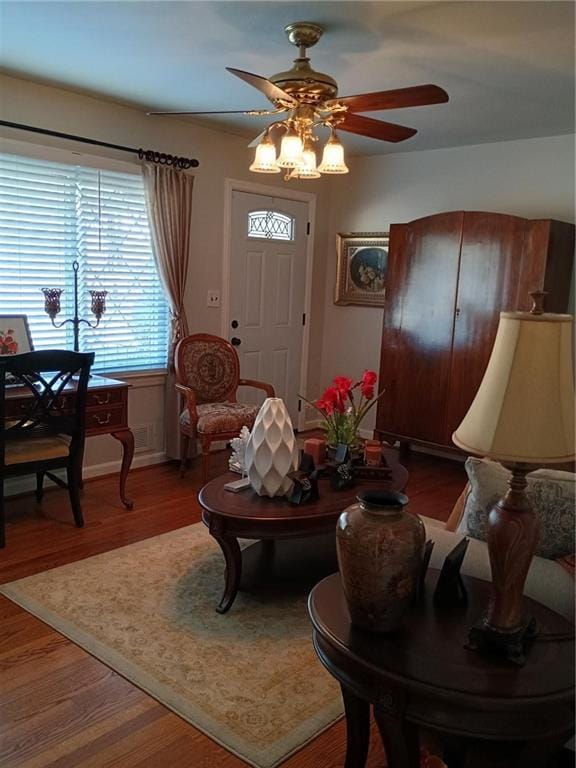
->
[0,73,331,477]
[320,134,575,430]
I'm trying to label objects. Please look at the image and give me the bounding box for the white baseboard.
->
[83,451,169,479]
[4,451,169,497]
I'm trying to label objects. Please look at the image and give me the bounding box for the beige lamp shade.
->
[453,311,575,463]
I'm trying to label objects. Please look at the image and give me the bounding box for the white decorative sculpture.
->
[245,398,298,497]
[229,425,251,474]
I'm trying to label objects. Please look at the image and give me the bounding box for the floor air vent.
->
[131,423,154,453]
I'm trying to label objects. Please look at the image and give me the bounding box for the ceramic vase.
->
[336,490,425,633]
[245,398,298,498]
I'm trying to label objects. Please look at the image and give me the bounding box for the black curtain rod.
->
[0,119,199,170]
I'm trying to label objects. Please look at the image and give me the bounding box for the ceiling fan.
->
[148,22,449,179]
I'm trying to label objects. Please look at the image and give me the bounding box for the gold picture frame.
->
[334,232,389,307]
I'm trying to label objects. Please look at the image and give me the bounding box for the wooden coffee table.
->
[309,570,575,768]
[199,455,408,613]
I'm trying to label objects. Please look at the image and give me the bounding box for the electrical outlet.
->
[207,290,220,308]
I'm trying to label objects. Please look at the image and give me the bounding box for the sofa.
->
[420,459,575,623]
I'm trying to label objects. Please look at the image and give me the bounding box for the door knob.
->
[231,337,241,346]
[231,320,239,329]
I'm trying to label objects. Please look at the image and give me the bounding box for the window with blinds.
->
[0,152,169,373]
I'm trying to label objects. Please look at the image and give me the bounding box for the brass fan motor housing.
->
[270,22,338,106]
[270,58,338,106]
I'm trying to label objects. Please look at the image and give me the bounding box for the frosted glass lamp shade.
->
[453,311,575,463]
[292,143,321,179]
[277,128,304,169]
[249,136,280,174]
[318,133,349,174]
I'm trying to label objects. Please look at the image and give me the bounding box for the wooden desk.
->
[5,375,134,509]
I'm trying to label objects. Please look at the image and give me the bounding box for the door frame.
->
[222,178,316,431]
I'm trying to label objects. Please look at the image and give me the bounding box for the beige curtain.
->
[142,163,194,458]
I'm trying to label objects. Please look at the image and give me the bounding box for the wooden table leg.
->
[111,429,134,510]
[341,685,370,768]
[374,708,420,768]
[210,526,242,614]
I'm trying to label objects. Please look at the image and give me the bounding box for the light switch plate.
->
[207,290,220,307]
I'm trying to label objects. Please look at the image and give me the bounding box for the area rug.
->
[0,524,343,768]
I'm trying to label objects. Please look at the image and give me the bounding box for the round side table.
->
[308,570,574,768]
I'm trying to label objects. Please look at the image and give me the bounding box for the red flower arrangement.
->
[302,370,383,447]
[0,329,18,355]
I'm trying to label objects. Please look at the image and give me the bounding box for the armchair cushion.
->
[180,402,260,435]
[457,457,575,560]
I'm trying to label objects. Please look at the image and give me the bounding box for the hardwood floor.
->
[0,450,466,768]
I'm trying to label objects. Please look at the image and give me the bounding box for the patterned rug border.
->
[0,524,343,768]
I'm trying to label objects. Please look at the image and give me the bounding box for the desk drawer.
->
[85,405,126,433]
[5,389,127,417]
[87,388,125,409]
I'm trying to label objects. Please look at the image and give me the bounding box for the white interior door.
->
[229,190,309,426]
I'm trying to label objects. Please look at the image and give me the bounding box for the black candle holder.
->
[42,260,107,352]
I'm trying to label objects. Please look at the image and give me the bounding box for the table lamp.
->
[452,292,574,663]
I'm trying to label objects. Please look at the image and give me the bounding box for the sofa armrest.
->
[420,518,575,622]
[445,483,470,532]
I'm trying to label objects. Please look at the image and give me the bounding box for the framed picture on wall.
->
[0,315,33,356]
[334,232,389,307]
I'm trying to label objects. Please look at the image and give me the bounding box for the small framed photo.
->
[335,232,389,307]
[0,315,33,356]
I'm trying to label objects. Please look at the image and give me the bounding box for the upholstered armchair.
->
[175,334,275,482]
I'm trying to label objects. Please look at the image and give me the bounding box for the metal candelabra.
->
[42,261,108,352]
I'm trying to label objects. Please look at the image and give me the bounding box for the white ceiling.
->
[0,1,574,156]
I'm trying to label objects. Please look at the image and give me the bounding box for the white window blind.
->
[0,152,169,373]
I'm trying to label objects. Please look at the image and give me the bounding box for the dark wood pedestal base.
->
[467,615,538,666]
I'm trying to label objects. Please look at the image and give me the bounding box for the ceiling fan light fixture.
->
[318,130,349,174]
[291,138,321,179]
[249,132,281,173]
[276,123,304,168]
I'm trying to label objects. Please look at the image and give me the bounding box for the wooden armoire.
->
[375,211,575,455]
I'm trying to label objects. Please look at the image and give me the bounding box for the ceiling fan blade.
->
[329,85,449,113]
[226,67,298,107]
[148,109,268,116]
[338,114,417,143]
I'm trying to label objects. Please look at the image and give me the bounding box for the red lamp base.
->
[468,463,540,664]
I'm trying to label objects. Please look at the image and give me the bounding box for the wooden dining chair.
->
[0,349,95,548]
[175,334,275,483]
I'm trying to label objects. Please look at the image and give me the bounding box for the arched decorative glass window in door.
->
[247,210,295,241]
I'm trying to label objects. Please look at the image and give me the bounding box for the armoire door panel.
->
[536,219,575,311]
[445,212,535,442]
[376,211,574,453]
[377,212,464,443]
